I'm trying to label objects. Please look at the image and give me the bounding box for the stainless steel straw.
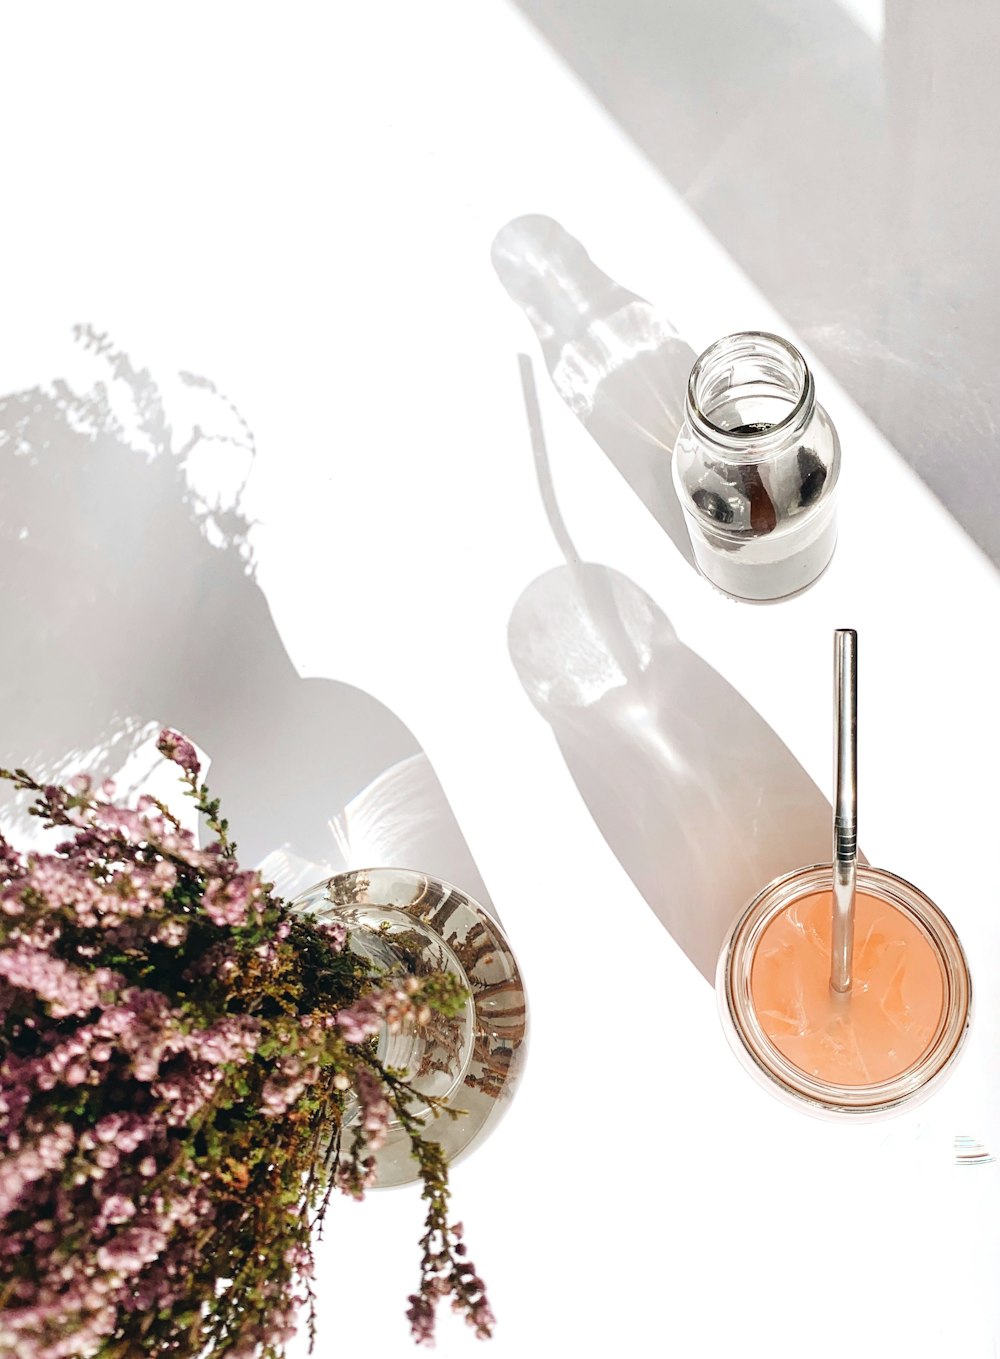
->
[831,629,858,993]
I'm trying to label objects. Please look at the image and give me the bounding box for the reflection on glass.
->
[293,868,528,1186]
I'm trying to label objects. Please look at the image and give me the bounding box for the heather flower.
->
[202,871,262,928]
[156,727,201,777]
[0,947,119,1019]
[334,979,429,1045]
[406,1293,437,1346]
[313,918,347,950]
[0,754,489,1357]
[0,835,22,882]
[354,1066,393,1150]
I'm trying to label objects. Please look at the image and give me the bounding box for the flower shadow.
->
[0,328,489,906]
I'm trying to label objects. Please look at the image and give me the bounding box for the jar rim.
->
[718,863,972,1120]
[687,330,814,452]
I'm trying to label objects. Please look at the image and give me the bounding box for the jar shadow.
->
[508,561,832,979]
[508,354,840,980]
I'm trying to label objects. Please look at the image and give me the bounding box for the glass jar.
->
[672,331,841,601]
[292,867,528,1186]
[718,864,971,1120]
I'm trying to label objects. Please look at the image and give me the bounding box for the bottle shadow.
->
[508,0,1000,570]
[508,354,833,981]
[0,328,490,908]
[492,213,697,569]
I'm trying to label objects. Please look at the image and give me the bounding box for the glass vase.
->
[292,868,528,1187]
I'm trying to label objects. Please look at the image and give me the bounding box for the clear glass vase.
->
[673,331,841,600]
[292,868,527,1187]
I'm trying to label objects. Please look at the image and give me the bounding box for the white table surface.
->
[1,5,998,1357]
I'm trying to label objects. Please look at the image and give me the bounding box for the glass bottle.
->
[673,331,841,600]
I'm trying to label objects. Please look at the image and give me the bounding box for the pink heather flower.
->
[260,1056,318,1119]
[0,759,493,1356]
[0,947,119,1019]
[91,1113,152,1154]
[469,1300,495,1335]
[334,1155,378,1202]
[334,982,417,1044]
[314,918,347,951]
[354,1067,392,1150]
[96,1195,137,1228]
[196,1015,260,1066]
[153,918,188,947]
[152,858,178,888]
[95,1222,168,1277]
[407,1293,437,1346]
[0,1123,75,1219]
[334,997,382,1045]
[152,1066,226,1126]
[87,801,171,848]
[0,832,22,878]
[21,857,105,925]
[155,728,201,777]
[202,872,262,929]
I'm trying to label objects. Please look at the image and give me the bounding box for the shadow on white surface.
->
[492,214,696,569]
[508,0,1000,571]
[0,330,490,907]
[508,356,831,981]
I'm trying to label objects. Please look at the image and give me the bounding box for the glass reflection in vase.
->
[292,868,527,1187]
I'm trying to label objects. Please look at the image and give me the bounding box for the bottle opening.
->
[688,331,813,446]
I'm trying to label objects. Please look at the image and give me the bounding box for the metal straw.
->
[831,629,857,993]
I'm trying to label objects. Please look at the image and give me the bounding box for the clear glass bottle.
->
[292,867,528,1186]
[673,331,840,600]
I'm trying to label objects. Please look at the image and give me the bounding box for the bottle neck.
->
[685,331,815,459]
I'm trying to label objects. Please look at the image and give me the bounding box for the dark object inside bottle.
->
[729,421,776,436]
[796,447,828,507]
[725,423,830,517]
[693,422,830,542]
[738,464,777,533]
[692,488,734,524]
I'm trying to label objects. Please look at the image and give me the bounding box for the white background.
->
[1,4,998,1356]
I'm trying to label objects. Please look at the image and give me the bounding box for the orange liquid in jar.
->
[749,889,945,1086]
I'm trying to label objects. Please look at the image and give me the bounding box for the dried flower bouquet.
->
[0,731,492,1357]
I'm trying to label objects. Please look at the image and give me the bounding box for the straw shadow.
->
[0,328,490,906]
[508,356,831,980]
[492,214,697,568]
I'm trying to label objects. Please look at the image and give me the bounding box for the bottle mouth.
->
[687,331,814,453]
